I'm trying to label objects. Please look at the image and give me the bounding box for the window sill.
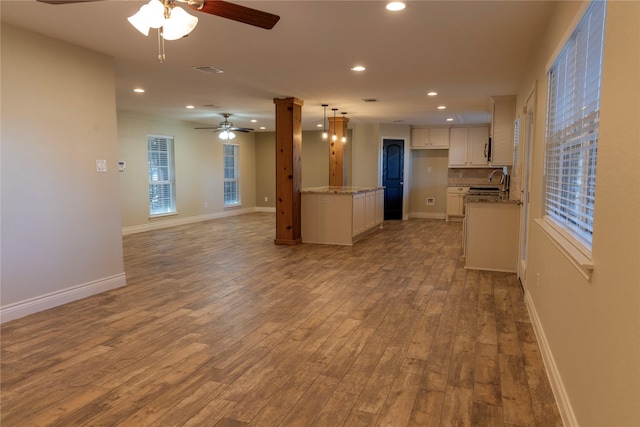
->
[224,204,242,210]
[149,212,178,219]
[535,218,594,281]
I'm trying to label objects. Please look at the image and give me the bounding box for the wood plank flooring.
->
[1,213,562,426]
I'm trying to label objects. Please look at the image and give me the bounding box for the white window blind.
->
[148,135,176,216]
[544,0,606,250]
[223,143,240,206]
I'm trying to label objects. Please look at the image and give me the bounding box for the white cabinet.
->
[446,186,469,221]
[302,188,384,245]
[448,126,490,167]
[490,96,516,166]
[465,202,519,272]
[411,127,449,149]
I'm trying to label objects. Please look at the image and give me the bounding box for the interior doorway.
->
[382,138,404,220]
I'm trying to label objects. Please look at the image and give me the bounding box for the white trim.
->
[535,218,594,280]
[255,207,276,213]
[123,206,261,235]
[408,212,446,220]
[525,291,578,427]
[0,273,126,324]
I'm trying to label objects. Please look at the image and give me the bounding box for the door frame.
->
[517,82,537,285]
[379,136,408,220]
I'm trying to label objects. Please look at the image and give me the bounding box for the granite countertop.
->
[302,186,383,194]
[465,193,521,204]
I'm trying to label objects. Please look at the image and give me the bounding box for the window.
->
[148,135,176,216]
[223,143,240,206]
[544,0,606,252]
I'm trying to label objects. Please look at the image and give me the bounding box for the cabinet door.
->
[469,126,489,166]
[352,193,366,236]
[446,193,462,216]
[411,128,429,148]
[448,128,468,166]
[490,96,516,166]
[429,127,450,148]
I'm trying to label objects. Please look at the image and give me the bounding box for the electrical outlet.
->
[536,272,540,288]
[264,196,268,202]
[204,202,208,208]
[426,197,435,206]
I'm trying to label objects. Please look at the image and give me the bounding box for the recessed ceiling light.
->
[437,105,447,110]
[386,2,406,11]
[260,126,266,130]
[186,105,195,109]
[317,124,323,128]
[446,118,454,122]
[351,65,366,72]
[427,91,438,96]
[251,119,257,123]
[133,88,145,93]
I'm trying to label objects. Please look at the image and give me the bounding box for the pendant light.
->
[341,112,348,143]
[331,108,338,142]
[321,104,329,141]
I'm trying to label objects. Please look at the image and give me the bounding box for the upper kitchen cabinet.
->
[411,127,449,149]
[448,126,490,167]
[490,95,517,166]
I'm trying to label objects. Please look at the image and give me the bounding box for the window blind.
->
[544,0,606,250]
[148,135,176,215]
[223,143,240,205]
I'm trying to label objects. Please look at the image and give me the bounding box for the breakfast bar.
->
[301,186,384,245]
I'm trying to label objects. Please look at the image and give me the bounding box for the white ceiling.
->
[1,0,555,132]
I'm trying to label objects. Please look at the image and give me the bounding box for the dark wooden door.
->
[382,139,404,220]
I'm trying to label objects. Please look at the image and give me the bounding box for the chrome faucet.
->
[488,169,505,184]
[489,169,507,191]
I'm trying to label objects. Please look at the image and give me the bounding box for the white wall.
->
[517,1,640,425]
[1,25,125,321]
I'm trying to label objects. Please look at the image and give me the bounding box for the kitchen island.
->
[464,196,520,272]
[301,186,384,245]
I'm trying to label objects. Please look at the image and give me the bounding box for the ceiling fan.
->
[195,114,254,140]
[36,0,280,30]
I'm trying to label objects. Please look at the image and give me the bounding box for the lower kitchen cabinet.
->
[446,186,469,221]
[464,201,519,272]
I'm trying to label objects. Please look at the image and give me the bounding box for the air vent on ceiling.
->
[192,66,224,74]
[362,98,380,103]
[202,104,220,109]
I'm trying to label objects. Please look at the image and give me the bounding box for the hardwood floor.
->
[1,213,562,426]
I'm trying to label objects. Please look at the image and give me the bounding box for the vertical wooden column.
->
[328,115,349,187]
[273,97,304,245]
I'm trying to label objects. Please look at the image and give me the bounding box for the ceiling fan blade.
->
[189,0,280,30]
[230,127,253,132]
[37,0,103,4]
[194,127,221,130]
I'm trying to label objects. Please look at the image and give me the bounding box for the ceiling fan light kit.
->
[128,0,198,41]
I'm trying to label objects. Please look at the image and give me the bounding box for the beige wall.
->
[409,150,449,218]
[516,1,640,425]
[117,111,256,232]
[1,25,125,319]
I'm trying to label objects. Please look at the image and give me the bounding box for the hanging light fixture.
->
[321,104,329,141]
[341,112,348,143]
[331,108,338,142]
[128,0,198,41]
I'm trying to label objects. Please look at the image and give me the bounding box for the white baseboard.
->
[408,212,446,220]
[0,273,126,324]
[255,207,276,213]
[122,207,261,235]
[525,291,577,427]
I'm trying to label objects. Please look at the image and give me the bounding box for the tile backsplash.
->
[448,167,510,187]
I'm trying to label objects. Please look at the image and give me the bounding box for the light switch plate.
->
[96,160,107,172]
